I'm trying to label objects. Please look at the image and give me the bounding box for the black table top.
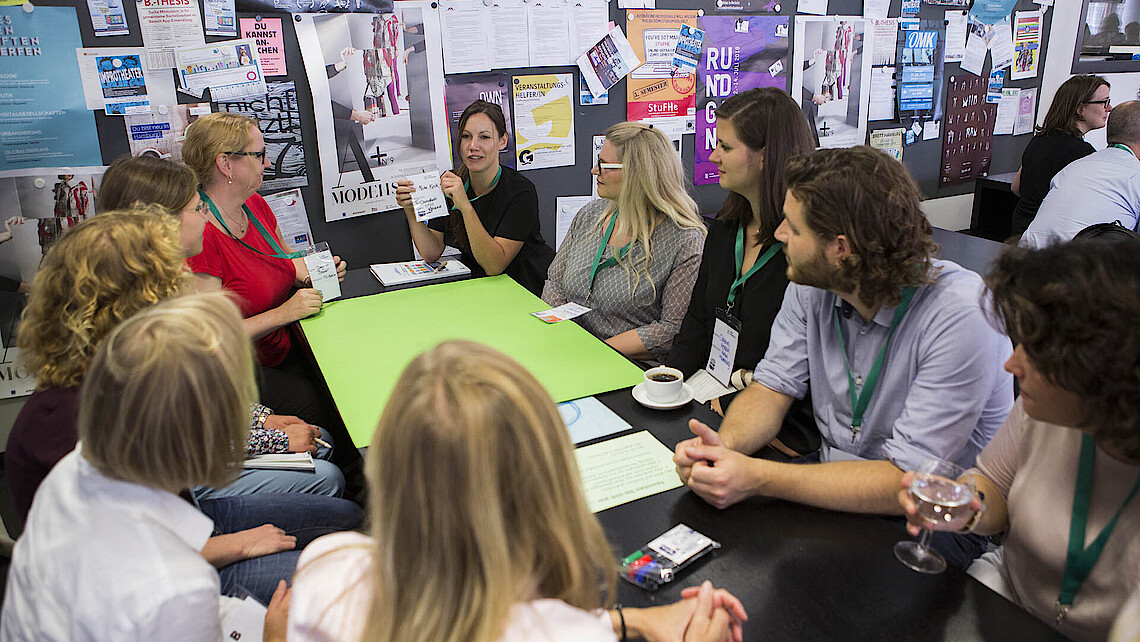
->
[588,389,1063,642]
[318,230,1056,641]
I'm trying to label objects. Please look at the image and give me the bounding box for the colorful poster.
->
[792,16,873,149]
[626,10,698,121]
[176,39,268,101]
[97,54,150,115]
[695,15,789,185]
[444,73,514,169]
[1010,11,1041,81]
[86,0,129,36]
[204,0,237,37]
[216,82,308,192]
[578,27,642,101]
[512,73,575,170]
[124,103,211,160]
[297,6,451,221]
[941,74,994,186]
[987,69,1004,103]
[897,26,937,113]
[0,6,102,175]
[240,17,287,77]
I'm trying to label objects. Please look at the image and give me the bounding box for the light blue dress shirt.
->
[753,260,1013,472]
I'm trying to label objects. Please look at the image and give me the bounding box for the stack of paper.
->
[370,260,471,287]
[243,453,316,470]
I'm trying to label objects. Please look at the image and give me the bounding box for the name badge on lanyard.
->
[707,308,741,387]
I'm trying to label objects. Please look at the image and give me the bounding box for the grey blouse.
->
[541,199,705,360]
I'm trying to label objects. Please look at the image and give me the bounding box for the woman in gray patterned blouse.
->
[542,122,706,361]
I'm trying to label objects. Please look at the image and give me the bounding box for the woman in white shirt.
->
[289,340,747,642]
[1,292,289,642]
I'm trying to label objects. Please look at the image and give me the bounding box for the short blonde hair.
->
[18,208,186,389]
[79,291,255,491]
[182,112,257,186]
[352,341,615,642]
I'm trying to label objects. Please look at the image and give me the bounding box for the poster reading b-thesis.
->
[297,6,451,221]
[512,74,575,171]
[0,6,102,175]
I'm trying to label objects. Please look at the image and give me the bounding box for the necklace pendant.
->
[851,425,860,444]
[1056,602,1069,624]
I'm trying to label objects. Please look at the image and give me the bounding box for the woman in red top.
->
[183,112,346,426]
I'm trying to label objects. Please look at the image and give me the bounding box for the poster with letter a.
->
[626,10,698,121]
[0,6,102,175]
[695,15,789,186]
[297,5,451,221]
[512,74,575,171]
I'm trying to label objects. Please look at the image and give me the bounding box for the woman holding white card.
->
[183,113,346,430]
[542,122,705,362]
[395,100,554,295]
[289,340,747,642]
[665,88,819,458]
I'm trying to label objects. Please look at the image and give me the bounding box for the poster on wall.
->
[216,82,309,192]
[512,73,575,170]
[297,5,451,221]
[444,73,514,170]
[941,74,994,186]
[124,103,212,160]
[135,0,205,69]
[240,17,287,76]
[96,54,150,115]
[792,16,873,149]
[1010,11,1040,81]
[695,15,789,186]
[86,0,130,37]
[176,39,268,101]
[0,6,102,176]
[625,10,698,121]
[0,169,104,294]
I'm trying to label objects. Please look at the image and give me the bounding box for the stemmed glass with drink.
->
[895,457,979,574]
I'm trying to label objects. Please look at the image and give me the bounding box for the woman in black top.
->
[668,88,819,457]
[1010,75,1111,236]
[396,100,553,294]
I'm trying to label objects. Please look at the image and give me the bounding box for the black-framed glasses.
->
[226,150,267,160]
[1083,99,1111,108]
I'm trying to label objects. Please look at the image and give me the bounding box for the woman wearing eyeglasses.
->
[183,113,346,430]
[542,122,705,362]
[396,100,554,295]
[1010,75,1110,237]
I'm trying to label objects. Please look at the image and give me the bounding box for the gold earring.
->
[227,176,233,185]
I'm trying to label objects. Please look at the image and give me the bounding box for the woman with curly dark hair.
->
[899,239,1140,641]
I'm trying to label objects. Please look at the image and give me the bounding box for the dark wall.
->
[41,0,1051,268]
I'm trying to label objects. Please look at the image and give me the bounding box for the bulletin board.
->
[12,0,1053,270]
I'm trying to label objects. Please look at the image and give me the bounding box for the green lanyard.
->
[726,224,783,313]
[200,190,302,260]
[451,166,502,210]
[586,211,632,300]
[833,286,916,443]
[1112,143,1137,159]
[1056,434,1140,622]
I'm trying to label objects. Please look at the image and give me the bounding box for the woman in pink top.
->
[289,341,747,642]
[899,239,1140,641]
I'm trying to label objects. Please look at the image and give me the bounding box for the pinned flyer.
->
[672,24,704,75]
[303,241,341,302]
[577,27,642,101]
[408,171,449,222]
[532,302,591,323]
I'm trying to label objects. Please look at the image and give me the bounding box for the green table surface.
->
[300,275,646,446]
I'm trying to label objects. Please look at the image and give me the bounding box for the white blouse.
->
[288,531,617,642]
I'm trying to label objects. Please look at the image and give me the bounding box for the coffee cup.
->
[643,366,683,403]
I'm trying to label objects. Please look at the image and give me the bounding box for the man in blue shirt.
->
[674,146,1013,516]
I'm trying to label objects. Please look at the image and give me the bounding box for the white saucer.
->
[632,382,694,410]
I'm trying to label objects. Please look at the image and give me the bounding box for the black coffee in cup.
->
[648,372,679,383]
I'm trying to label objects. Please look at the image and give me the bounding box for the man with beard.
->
[673,147,1012,560]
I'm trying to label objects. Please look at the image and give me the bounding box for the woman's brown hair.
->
[1037,74,1109,137]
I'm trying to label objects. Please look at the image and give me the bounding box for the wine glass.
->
[894,458,977,575]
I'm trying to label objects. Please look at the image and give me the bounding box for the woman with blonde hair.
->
[2,292,291,640]
[290,341,747,642]
[183,112,345,430]
[543,122,706,361]
[4,211,361,605]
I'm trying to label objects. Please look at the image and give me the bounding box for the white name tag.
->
[303,241,341,302]
[706,310,739,387]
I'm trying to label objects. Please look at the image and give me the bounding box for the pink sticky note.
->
[240,17,286,77]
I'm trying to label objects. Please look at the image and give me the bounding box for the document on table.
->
[575,431,683,513]
[558,396,631,444]
[685,369,732,404]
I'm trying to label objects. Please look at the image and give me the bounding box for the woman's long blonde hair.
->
[359,341,615,642]
[603,122,703,294]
